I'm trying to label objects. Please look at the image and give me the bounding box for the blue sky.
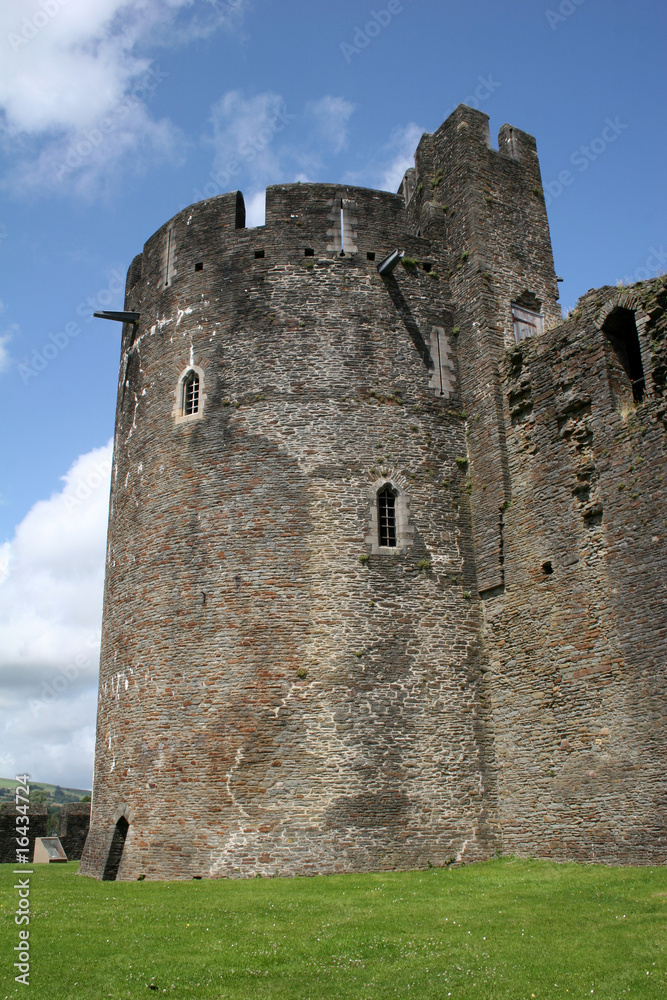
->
[0,0,665,787]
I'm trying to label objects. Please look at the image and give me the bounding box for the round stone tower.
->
[78,176,498,880]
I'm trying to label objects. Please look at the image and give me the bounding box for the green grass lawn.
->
[1,858,665,999]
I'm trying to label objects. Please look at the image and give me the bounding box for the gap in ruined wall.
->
[602,307,646,402]
[514,290,542,313]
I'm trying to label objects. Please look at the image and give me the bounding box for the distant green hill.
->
[0,778,91,805]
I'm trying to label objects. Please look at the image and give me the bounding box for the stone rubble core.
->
[79,104,667,880]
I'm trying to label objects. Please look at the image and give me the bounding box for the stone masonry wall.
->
[484,278,667,863]
[0,805,47,864]
[81,177,499,880]
[59,803,91,861]
[406,106,562,596]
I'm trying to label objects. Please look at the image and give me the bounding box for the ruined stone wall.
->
[485,278,667,863]
[0,805,47,864]
[59,803,91,861]
[81,179,499,880]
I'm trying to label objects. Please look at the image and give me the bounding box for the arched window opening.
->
[102,816,129,881]
[377,485,397,548]
[365,479,414,554]
[173,365,205,424]
[603,307,645,402]
[183,371,200,415]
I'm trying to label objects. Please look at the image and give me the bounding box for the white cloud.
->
[0,322,18,374]
[196,90,358,208]
[1,1,172,136]
[378,122,423,193]
[304,96,355,155]
[0,441,112,787]
[207,90,296,185]
[0,690,97,790]
[13,102,186,200]
[0,0,246,197]
[0,338,11,373]
[155,0,247,45]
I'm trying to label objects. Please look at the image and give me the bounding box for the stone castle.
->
[79,104,667,881]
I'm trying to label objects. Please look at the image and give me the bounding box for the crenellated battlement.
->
[126,106,557,323]
[128,183,414,300]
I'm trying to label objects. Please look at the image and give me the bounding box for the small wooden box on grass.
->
[33,837,67,863]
